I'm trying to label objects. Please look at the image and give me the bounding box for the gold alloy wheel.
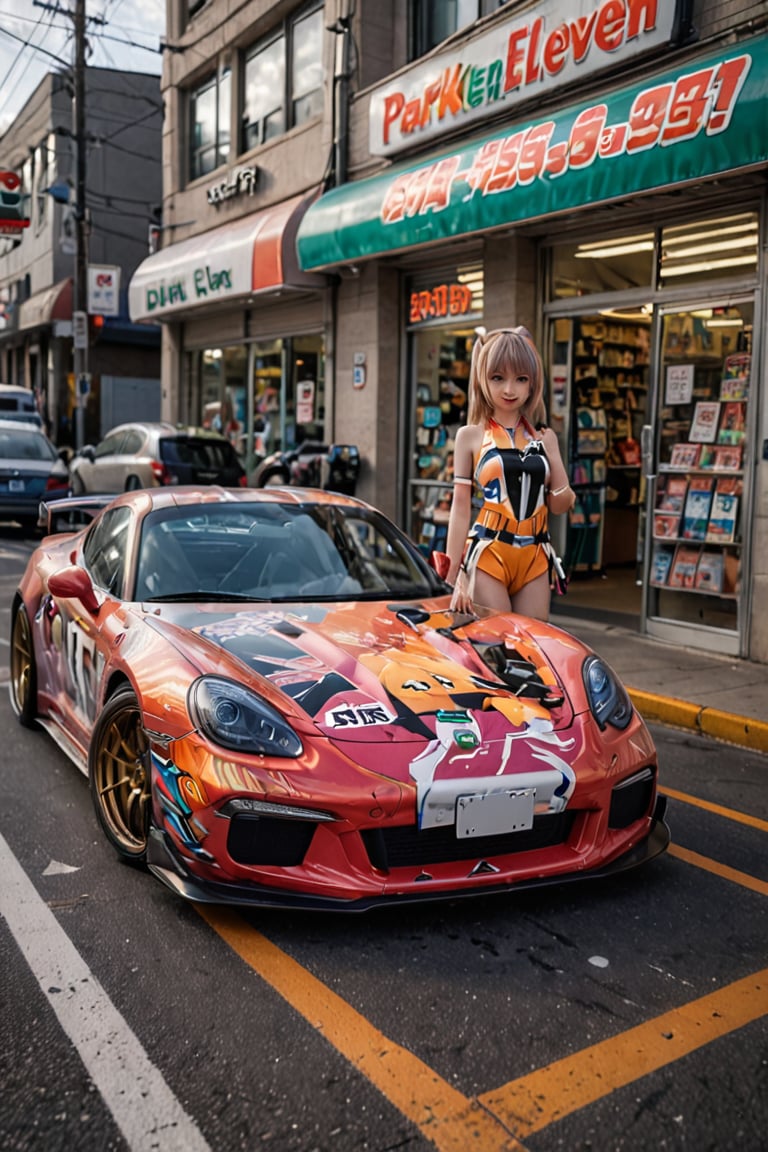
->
[92,690,151,856]
[11,607,35,724]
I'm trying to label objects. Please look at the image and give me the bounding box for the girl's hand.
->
[450,569,474,614]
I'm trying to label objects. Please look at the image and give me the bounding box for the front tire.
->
[10,603,37,727]
[89,685,150,862]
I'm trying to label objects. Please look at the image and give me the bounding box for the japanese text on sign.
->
[409,283,474,323]
[381,53,751,224]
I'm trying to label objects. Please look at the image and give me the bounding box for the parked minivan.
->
[0,385,43,429]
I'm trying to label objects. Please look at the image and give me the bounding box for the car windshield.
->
[0,428,56,460]
[134,502,441,603]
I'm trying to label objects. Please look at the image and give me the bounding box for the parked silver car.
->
[68,422,247,494]
[0,418,69,529]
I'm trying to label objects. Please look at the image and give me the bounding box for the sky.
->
[0,0,165,136]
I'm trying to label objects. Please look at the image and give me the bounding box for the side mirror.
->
[80,445,96,463]
[48,565,101,615]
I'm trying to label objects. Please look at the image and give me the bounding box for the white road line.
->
[0,833,213,1152]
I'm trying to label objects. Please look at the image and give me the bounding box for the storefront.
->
[129,193,326,473]
[544,214,758,655]
[297,20,767,659]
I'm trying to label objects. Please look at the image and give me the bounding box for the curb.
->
[628,688,768,753]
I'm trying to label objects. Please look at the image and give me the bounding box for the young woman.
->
[445,326,575,621]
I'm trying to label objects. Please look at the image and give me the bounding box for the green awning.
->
[297,33,768,271]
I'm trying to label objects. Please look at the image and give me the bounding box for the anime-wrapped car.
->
[10,487,668,910]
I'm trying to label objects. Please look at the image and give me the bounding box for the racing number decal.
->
[62,615,100,720]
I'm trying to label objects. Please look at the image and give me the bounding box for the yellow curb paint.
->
[663,786,768,833]
[629,689,700,729]
[628,689,768,752]
[698,707,768,753]
[667,843,768,896]
[479,969,768,1137]
[197,906,527,1152]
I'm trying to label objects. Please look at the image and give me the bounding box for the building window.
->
[409,0,482,59]
[190,67,231,180]
[242,2,324,151]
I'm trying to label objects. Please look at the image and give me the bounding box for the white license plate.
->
[8,479,25,492]
[456,789,535,838]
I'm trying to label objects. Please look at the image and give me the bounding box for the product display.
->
[567,316,650,573]
[650,314,750,622]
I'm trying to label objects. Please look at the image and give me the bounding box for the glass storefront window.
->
[659,213,758,287]
[648,301,753,637]
[405,264,483,548]
[551,232,654,300]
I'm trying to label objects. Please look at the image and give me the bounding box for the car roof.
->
[100,485,367,515]
[0,384,36,395]
[105,422,231,442]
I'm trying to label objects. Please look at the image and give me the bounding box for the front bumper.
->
[146,794,670,913]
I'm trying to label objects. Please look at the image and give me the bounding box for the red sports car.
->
[10,488,668,910]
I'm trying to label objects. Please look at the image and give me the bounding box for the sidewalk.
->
[552,610,768,753]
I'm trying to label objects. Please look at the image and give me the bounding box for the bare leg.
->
[472,568,512,613]
[511,572,551,621]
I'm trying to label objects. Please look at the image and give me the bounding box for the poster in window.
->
[681,475,714,541]
[669,442,701,469]
[665,364,694,405]
[720,353,751,401]
[689,401,721,443]
[694,551,725,593]
[717,401,746,445]
[669,545,700,588]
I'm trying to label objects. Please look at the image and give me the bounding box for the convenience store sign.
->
[297,35,768,271]
[370,0,680,155]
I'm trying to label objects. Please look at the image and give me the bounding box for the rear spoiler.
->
[38,493,114,535]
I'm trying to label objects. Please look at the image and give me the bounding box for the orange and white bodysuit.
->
[462,417,552,596]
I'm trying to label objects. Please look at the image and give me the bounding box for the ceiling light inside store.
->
[599,305,652,321]
[575,235,654,259]
[662,221,757,248]
[662,236,757,260]
[661,254,758,277]
[704,316,744,328]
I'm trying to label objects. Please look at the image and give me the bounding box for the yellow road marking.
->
[199,907,768,1149]
[198,906,527,1152]
[667,843,768,896]
[479,969,768,1136]
[663,786,768,833]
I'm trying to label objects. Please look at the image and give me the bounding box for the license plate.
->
[8,479,25,492]
[456,789,535,838]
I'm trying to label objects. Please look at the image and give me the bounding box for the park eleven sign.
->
[296,34,766,272]
[369,0,685,156]
[0,171,30,236]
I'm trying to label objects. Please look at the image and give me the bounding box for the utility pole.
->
[33,0,96,449]
[72,0,88,451]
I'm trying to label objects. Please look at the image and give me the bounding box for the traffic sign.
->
[73,311,88,350]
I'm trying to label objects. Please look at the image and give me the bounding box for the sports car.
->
[10,487,668,911]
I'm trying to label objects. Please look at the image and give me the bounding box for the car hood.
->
[145,598,585,739]
[144,599,595,824]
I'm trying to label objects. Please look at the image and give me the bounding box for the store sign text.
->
[371,0,681,155]
[409,283,474,324]
[206,165,258,206]
[380,53,751,224]
[144,262,234,312]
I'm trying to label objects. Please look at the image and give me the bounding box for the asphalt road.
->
[1,526,766,1152]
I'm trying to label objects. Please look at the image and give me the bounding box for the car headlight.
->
[189,677,303,757]
[582,656,633,731]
